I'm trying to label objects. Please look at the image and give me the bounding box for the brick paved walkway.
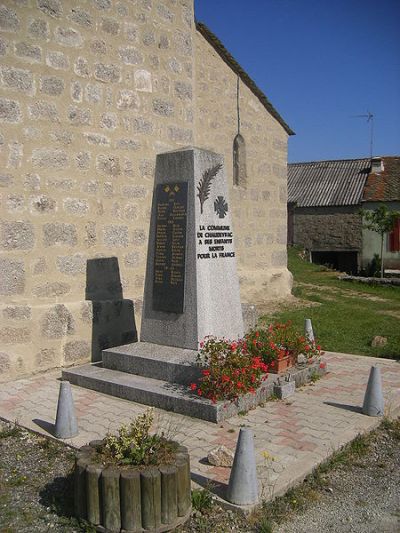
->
[0,352,399,502]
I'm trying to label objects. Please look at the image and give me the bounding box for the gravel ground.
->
[0,418,399,532]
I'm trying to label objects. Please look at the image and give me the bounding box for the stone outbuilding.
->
[0,1,293,381]
[288,156,400,273]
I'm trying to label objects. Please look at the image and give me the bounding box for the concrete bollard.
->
[54,380,78,439]
[362,366,384,416]
[226,428,259,506]
[304,318,315,342]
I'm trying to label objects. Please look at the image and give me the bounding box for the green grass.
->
[260,247,400,359]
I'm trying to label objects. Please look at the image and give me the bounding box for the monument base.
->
[62,343,327,423]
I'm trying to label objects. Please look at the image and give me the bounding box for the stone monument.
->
[63,147,245,421]
[141,147,244,349]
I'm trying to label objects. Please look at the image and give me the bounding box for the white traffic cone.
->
[362,366,384,417]
[55,380,78,438]
[304,318,315,342]
[226,428,258,505]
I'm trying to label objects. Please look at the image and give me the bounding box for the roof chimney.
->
[371,157,384,173]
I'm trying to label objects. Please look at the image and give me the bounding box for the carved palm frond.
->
[197,163,222,214]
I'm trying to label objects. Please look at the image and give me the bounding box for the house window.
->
[233,133,247,187]
[388,218,400,252]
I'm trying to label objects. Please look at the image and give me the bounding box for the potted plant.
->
[246,322,322,373]
[74,408,191,532]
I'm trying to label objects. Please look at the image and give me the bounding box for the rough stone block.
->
[142,31,155,46]
[76,151,91,170]
[55,26,83,47]
[174,81,192,100]
[43,222,77,246]
[40,75,65,96]
[125,252,140,268]
[6,194,24,212]
[134,69,152,92]
[85,222,97,246]
[74,57,89,77]
[93,0,112,10]
[29,101,59,122]
[38,0,62,19]
[15,41,42,63]
[153,99,174,116]
[85,83,102,104]
[0,173,13,187]
[0,5,19,32]
[0,352,11,374]
[29,19,50,39]
[68,106,91,126]
[116,90,139,110]
[100,112,117,130]
[33,281,70,298]
[63,198,89,216]
[118,46,143,65]
[133,117,153,135]
[84,133,109,146]
[41,304,75,338]
[1,66,34,94]
[32,149,68,168]
[90,39,106,55]
[95,63,120,83]
[103,225,129,247]
[64,340,91,363]
[3,306,31,321]
[56,254,86,276]
[71,81,82,102]
[101,17,120,35]
[115,139,140,151]
[0,258,25,295]
[69,7,92,27]
[0,221,34,251]
[0,327,30,345]
[30,194,56,214]
[35,347,56,367]
[96,155,121,176]
[46,50,69,70]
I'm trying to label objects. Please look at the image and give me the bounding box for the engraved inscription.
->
[153,182,188,313]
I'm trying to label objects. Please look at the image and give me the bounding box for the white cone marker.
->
[55,380,78,438]
[226,428,259,505]
[362,366,384,417]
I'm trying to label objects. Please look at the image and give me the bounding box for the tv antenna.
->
[351,111,374,159]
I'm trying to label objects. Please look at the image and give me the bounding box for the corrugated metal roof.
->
[363,156,400,202]
[288,158,371,207]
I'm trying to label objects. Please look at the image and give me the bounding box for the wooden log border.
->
[74,442,192,533]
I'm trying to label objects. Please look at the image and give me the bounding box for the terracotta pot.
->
[269,353,296,374]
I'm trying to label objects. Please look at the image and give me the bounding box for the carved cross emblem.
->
[214,196,228,218]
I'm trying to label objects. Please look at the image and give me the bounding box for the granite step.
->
[102,342,201,385]
[62,363,217,422]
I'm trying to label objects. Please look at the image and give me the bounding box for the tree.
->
[360,205,400,278]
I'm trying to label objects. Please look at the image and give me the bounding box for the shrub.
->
[99,408,177,466]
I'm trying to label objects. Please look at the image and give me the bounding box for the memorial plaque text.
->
[152,182,188,313]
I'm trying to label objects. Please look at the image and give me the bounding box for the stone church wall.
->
[0,0,291,382]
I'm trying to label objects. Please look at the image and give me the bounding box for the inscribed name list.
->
[152,182,188,314]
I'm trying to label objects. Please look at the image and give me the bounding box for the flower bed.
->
[74,409,191,532]
[190,321,323,403]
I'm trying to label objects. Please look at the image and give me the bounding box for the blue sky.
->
[195,0,400,163]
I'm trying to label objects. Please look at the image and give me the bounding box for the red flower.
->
[197,389,203,396]
[317,345,321,351]
[202,369,210,376]
[255,331,260,338]
[230,342,238,350]
[237,381,243,388]
[270,361,275,368]
[304,345,310,352]
[249,387,255,394]
[190,383,197,391]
